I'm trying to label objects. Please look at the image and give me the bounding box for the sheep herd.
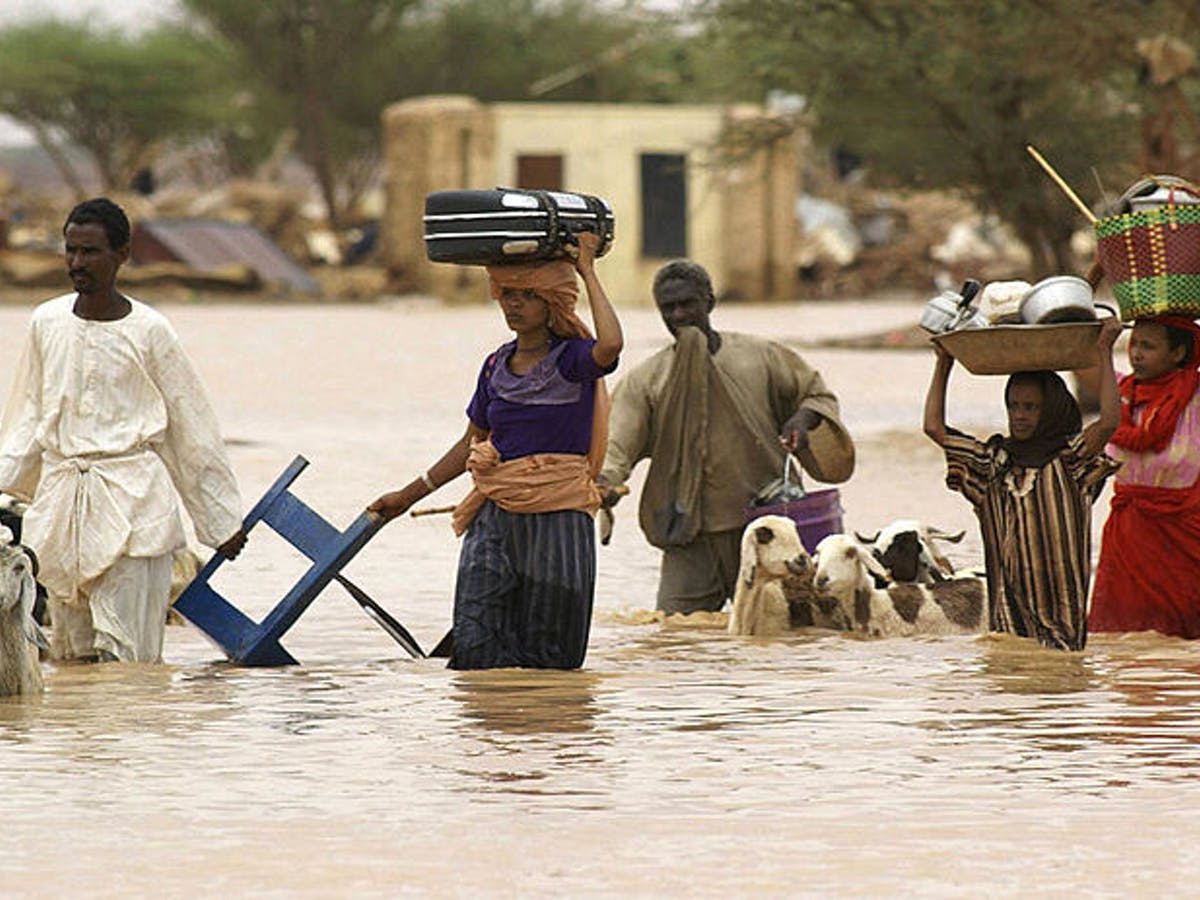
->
[730,515,987,639]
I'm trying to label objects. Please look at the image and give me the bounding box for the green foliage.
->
[179,0,424,225]
[179,0,722,224]
[0,20,236,192]
[0,1,720,222]
[708,0,1200,273]
[393,0,709,103]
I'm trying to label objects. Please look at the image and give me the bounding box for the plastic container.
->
[744,457,845,553]
[1128,185,1200,213]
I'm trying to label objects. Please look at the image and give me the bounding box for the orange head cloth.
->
[486,260,593,339]
[484,258,608,477]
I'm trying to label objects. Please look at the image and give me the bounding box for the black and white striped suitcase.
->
[423,188,615,265]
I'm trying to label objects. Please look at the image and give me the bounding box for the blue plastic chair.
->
[173,455,383,666]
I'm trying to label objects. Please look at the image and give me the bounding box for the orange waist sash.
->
[451,439,602,536]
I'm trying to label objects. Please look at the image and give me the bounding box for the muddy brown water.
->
[1,298,1198,896]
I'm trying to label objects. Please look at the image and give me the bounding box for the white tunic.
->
[0,294,243,604]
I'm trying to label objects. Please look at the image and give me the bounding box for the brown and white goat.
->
[855,519,965,585]
[729,516,812,636]
[813,533,985,638]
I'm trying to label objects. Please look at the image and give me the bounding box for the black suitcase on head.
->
[423,188,615,265]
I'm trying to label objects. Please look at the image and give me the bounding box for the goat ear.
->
[739,525,760,587]
[856,545,892,582]
[926,527,965,543]
[24,618,49,650]
[854,530,879,544]
[754,525,775,545]
[20,545,38,579]
[17,568,46,649]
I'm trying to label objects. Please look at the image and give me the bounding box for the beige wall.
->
[381,96,800,306]
[719,105,801,302]
[381,95,496,303]
[491,103,729,306]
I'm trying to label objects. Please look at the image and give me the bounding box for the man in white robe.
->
[0,198,246,663]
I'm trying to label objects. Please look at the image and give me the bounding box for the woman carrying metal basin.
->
[923,317,1123,650]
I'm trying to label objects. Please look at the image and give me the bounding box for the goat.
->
[729,515,814,637]
[0,494,50,626]
[0,525,45,696]
[854,519,965,585]
[812,533,985,638]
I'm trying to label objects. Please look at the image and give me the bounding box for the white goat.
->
[729,515,814,637]
[813,533,985,638]
[0,526,44,696]
[855,519,965,585]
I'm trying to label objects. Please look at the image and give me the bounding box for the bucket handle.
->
[782,453,808,498]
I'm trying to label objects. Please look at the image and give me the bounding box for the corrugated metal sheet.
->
[132,219,319,294]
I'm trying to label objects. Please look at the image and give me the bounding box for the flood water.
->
[2,297,1199,896]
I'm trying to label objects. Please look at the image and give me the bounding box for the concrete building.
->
[381,95,801,305]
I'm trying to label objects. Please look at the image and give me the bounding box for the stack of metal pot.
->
[919,279,986,334]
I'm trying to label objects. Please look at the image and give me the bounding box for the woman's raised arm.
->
[923,345,955,447]
[571,231,623,368]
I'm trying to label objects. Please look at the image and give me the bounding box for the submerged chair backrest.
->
[173,455,382,666]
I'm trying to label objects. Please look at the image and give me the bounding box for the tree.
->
[708,0,1200,275]
[0,21,235,195]
[180,0,425,228]
[393,0,707,103]
[181,0,716,225]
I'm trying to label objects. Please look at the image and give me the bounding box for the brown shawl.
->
[637,327,853,548]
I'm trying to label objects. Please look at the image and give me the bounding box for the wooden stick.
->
[410,504,457,518]
[1025,145,1097,224]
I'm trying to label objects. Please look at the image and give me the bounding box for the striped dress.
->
[452,501,595,669]
[943,429,1118,650]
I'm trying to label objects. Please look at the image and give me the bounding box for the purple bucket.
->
[744,488,844,554]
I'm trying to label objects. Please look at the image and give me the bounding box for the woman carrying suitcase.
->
[369,231,622,669]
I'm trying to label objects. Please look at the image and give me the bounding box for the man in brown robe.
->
[599,260,855,614]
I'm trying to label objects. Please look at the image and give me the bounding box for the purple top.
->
[467,337,617,461]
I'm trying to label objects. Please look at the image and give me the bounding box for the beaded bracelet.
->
[420,471,437,491]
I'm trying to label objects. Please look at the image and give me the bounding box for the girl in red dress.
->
[1091,316,1200,638]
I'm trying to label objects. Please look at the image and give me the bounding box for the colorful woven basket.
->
[1095,191,1200,321]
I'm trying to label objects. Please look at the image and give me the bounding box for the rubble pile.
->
[795,187,1055,299]
[0,178,385,302]
[2,171,1089,304]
